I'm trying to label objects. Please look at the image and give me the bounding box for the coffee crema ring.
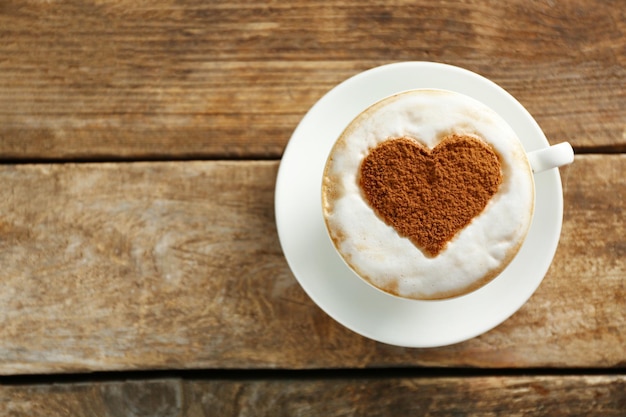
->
[322,89,534,300]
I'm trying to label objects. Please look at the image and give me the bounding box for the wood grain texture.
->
[0,155,623,374]
[1,375,625,416]
[0,0,624,160]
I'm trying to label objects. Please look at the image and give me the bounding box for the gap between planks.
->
[0,145,622,165]
[2,367,626,386]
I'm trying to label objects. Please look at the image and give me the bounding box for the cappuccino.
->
[322,89,534,300]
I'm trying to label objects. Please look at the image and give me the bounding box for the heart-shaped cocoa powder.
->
[359,134,502,256]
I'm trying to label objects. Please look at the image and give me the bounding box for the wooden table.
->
[0,0,624,415]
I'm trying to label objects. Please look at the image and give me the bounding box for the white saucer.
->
[274,62,564,347]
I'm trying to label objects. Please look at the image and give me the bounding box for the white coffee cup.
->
[322,89,573,300]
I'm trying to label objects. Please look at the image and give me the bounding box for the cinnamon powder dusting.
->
[359,134,502,256]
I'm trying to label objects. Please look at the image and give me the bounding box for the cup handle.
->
[527,142,574,174]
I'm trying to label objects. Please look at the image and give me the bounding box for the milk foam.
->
[322,89,535,300]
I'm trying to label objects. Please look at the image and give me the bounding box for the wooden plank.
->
[0,155,624,374]
[0,375,624,416]
[0,0,624,160]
